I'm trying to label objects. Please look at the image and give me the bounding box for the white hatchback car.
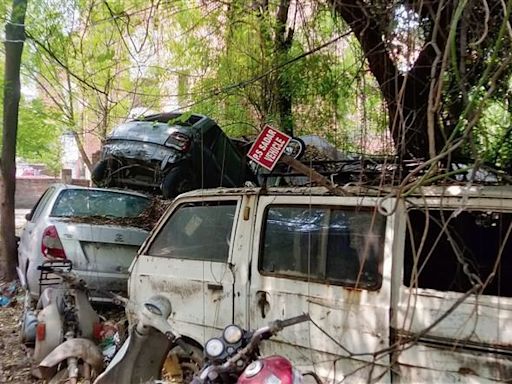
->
[17,184,150,302]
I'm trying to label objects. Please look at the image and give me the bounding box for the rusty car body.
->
[126,184,512,383]
[91,113,256,198]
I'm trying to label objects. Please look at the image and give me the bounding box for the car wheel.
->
[91,160,109,186]
[284,137,306,159]
[161,167,196,199]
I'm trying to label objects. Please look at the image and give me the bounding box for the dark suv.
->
[92,113,256,198]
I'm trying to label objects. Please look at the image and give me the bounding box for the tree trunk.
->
[72,130,93,172]
[0,0,28,280]
[329,0,452,159]
[65,71,93,173]
[274,0,294,136]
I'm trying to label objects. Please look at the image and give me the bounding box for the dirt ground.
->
[0,286,41,383]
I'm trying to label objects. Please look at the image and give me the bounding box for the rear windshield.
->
[51,189,149,218]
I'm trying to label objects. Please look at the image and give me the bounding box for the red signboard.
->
[247,125,291,171]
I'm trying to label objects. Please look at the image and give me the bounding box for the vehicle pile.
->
[13,111,512,384]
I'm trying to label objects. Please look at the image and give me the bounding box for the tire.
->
[161,167,196,199]
[162,342,202,384]
[91,160,109,186]
[284,137,306,160]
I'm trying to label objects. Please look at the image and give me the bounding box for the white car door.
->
[131,195,242,344]
[17,186,57,291]
[248,195,395,383]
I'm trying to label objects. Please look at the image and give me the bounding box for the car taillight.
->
[41,225,67,259]
[165,132,191,152]
[36,322,46,341]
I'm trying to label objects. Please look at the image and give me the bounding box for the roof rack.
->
[258,157,512,187]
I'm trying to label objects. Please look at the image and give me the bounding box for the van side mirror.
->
[25,212,32,221]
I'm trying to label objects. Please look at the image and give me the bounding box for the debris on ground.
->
[0,281,19,308]
[0,279,130,383]
[0,281,40,383]
[98,320,123,362]
[63,197,172,231]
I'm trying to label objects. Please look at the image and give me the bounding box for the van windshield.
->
[147,201,237,262]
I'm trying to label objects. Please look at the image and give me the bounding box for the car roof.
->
[177,185,512,200]
[135,112,209,126]
[50,183,150,199]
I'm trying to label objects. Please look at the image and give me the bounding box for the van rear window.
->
[259,205,386,290]
[404,209,512,297]
[147,201,237,262]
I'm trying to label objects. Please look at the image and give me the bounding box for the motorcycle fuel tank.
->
[237,355,302,384]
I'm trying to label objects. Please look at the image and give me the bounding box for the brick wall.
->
[15,177,90,209]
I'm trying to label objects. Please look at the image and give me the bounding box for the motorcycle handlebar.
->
[196,313,310,383]
[270,313,310,332]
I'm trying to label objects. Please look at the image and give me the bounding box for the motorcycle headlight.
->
[205,338,224,358]
[223,324,243,344]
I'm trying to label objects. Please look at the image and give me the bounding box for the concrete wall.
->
[15,177,89,209]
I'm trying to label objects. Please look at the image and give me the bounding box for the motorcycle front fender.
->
[38,338,104,379]
[94,325,171,384]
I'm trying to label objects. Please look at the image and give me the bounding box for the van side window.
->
[259,205,386,290]
[147,201,237,262]
[404,209,512,297]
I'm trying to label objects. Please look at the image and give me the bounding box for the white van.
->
[128,185,512,383]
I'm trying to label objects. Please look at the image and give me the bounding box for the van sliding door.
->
[396,201,512,383]
[248,195,395,383]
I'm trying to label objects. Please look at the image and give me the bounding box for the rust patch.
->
[458,367,477,376]
[148,278,202,298]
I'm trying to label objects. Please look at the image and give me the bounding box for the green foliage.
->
[2,0,510,176]
[17,99,63,174]
[166,1,387,152]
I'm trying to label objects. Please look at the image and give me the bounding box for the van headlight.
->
[223,324,243,344]
[205,338,224,358]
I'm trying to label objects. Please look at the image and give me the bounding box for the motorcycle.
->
[93,294,202,384]
[94,292,319,384]
[192,314,323,384]
[22,260,104,384]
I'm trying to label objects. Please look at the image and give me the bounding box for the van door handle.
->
[256,290,270,318]
[207,283,223,291]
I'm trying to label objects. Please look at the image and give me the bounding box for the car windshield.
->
[109,121,186,143]
[50,189,149,218]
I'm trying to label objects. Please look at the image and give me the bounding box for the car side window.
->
[147,201,237,262]
[29,187,56,222]
[259,205,386,290]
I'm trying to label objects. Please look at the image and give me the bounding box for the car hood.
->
[107,121,189,146]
